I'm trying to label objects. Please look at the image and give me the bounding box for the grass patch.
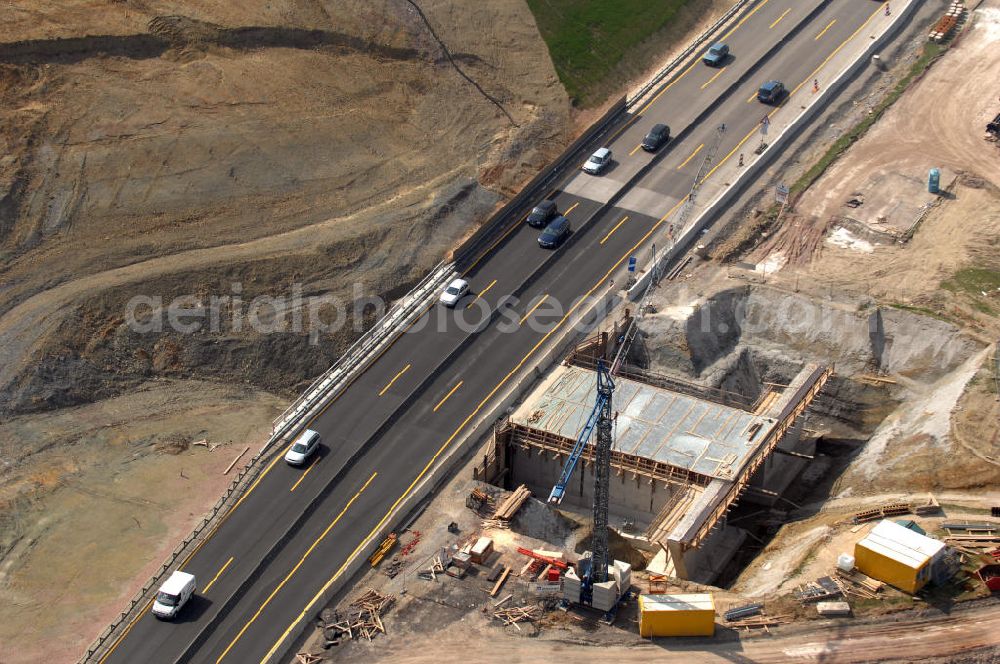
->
[790,42,946,197]
[526,0,702,106]
[886,302,955,324]
[941,267,1000,296]
[941,268,1000,317]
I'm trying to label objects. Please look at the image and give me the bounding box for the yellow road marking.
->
[600,216,630,245]
[378,364,410,397]
[465,278,497,309]
[792,4,882,97]
[263,194,690,664]
[720,0,770,40]
[518,294,549,326]
[628,142,644,156]
[289,457,320,493]
[815,19,836,40]
[563,201,579,215]
[708,3,885,184]
[700,67,725,90]
[203,557,234,594]
[217,472,377,664]
[677,144,704,170]
[770,8,791,29]
[433,381,464,412]
[747,91,758,103]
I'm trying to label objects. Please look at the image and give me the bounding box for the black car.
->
[526,200,558,228]
[757,80,785,104]
[641,123,671,152]
[538,216,570,248]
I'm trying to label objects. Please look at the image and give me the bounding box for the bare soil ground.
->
[721,2,1000,611]
[0,379,286,663]
[0,0,571,415]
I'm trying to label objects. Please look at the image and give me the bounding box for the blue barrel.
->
[928,168,940,194]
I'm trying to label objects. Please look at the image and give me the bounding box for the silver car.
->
[439,278,469,307]
[285,429,321,466]
[582,147,612,175]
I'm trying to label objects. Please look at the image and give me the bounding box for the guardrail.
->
[455,0,766,273]
[627,0,916,299]
[268,260,453,446]
[626,0,760,108]
[79,261,453,664]
[454,96,627,271]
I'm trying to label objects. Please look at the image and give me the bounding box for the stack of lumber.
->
[727,613,790,632]
[493,605,540,626]
[322,589,395,643]
[851,502,911,524]
[369,533,397,567]
[466,488,494,514]
[942,521,999,545]
[493,484,532,521]
[795,577,842,604]
[835,569,883,599]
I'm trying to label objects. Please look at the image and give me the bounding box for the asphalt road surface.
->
[99,2,900,662]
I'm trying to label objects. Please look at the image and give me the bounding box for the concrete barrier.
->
[627,0,921,299]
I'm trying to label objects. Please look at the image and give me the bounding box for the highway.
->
[99,1,891,662]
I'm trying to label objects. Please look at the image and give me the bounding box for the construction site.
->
[288,3,1000,661]
[294,298,998,661]
[2,0,1000,662]
[475,326,830,585]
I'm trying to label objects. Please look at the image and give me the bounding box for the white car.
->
[285,429,321,466]
[582,147,612,175]
[439,278,469,307]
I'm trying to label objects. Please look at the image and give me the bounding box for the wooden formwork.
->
[505,421,714,489]
[684,365,833,549]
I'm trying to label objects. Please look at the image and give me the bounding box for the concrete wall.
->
[508,443,679,525]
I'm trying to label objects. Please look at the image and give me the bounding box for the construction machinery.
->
[548,359,615,604]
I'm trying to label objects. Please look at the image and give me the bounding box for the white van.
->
[152,570,196,619]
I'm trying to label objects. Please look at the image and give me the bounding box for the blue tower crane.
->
[548,359,615,601]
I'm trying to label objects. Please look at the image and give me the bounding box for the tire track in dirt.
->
[0,166,466,402]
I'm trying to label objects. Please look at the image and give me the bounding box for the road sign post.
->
[775,183,789,205]
[757,115,770,153]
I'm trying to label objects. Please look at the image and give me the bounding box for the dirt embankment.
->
[0,0,571,417]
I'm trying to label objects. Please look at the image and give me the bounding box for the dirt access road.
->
[348,600,1000,663]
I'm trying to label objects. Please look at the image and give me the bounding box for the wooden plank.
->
[224,446,250,475]
[490,566,511,597]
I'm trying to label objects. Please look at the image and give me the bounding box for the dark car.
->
[757,80,785,104]
[702,42,729,66]
[526,200,558,228]
[538,216,570,248]
[641,123,671,152]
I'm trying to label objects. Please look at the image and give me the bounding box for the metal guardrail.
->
[79,261,453,664]
[268,260,452,445]
[626,0,760,109]
[454,96,626,271]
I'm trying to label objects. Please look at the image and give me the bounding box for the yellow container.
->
[854,520,943,594]
[638,593,715,637]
